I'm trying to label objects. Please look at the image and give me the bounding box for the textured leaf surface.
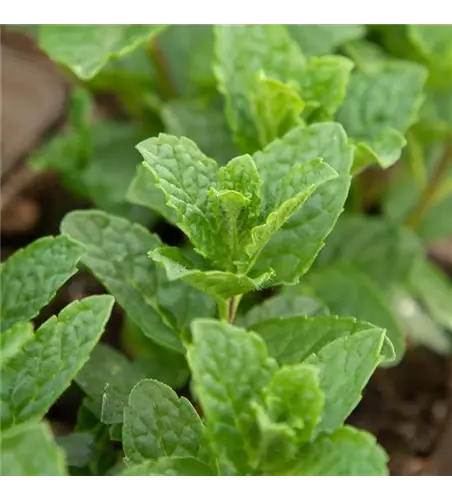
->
[251,75,304,146]
[284,426,388,476]
[0,421,67,476]
[1,296,113,428]
[136,134,221,261]
[337,61,427,169]
[123,379,204,464]
[301,265,404,363]
[0,236,85,333]
[39,25,166,79]
[161,98,237,165]
[251,405,297,472]
[300,55,354,119]
[126,162,177,225]
[247,158,337,256]
[245,159,337,268]
[262,365,324,443]
[252,315,379,365]
[150,246,273,301]
[251,123,353,284]
[307,329,385,433]
[210,155,262,264]
[122,457,215,476]
[215,24,305,153]
[0,322,33,365]
[243,295,328,328]
[187,319,277,474]
[61,210,191,352]
[75,343,145,425]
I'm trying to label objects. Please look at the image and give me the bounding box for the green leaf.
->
[136,134,221,261]
[343,39,390,70]
[150,246,274,301]
[218,154,261,219]
[122,457,215,476]
[0,421,67,476]
[136,132,337,276]
[126,162,178,225]
[283,426,388,476]
[300,55,354,120]
[123,379,204,464]
[1,295,114,428]
[390,287,451,355]
[251,405,297,472]
[32,118,153,223]
[56,433,95,468]
[307,329,385,434]
[60,210,187,352]
[187,319,277,474]
[0,322,33,365]
[79,122,152,221]
[287,25,366,56]
[408,25,452,89]
[419,191,452,242]
[122,317,191,390]
[409,258,452,332]
[262,364,324,443]
[251,75,305,146]
[315,215,423,288]
[39,25,166,79]
[161,98,237,165]
[384,143,452,242]
[214,24,306,153]
[251,123,353,284]
[75,343,145,425]
[209,154,262,264]
[158,25,216,96]
[87,48,159,120]
[337,61,427,169]
[73,402,119,475]
[243,295,328,328]
[414,88,452,142]
[252,315,385,365]
[300,265,404,363]
[245,159,337,268]
[0,235,85,333]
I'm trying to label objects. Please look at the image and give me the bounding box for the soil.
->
[2,26,452,476]
[348,348,452,475]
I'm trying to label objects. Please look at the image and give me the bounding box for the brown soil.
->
[348,348,452,475]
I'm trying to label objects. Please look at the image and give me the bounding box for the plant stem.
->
[217,295,242,323]
[405,143,452,231]
[148,38,178,100]
[228,295,242,323]
[217,299,229,322]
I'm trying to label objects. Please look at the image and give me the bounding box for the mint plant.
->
[2,24,451,475]
[0,236,114,474]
